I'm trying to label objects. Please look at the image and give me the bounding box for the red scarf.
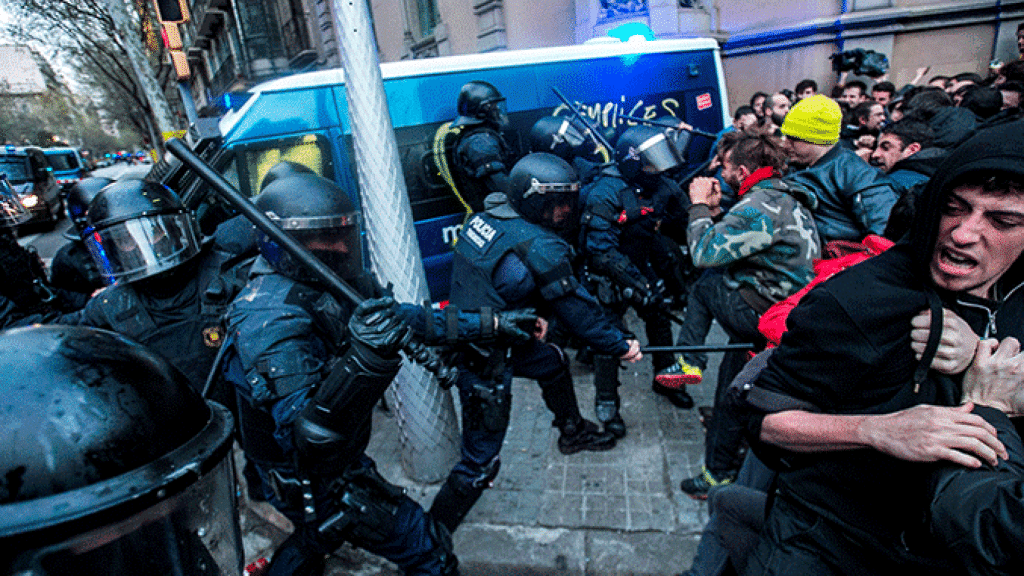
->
[737,166,778,197]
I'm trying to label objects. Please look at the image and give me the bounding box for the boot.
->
[593,354,626,438]
[429,471,490,534]
[557,418,616,455]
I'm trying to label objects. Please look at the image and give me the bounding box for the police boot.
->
[537,367,619,451]
[593,354,626,438]
[557,418,617,455]
[428,460,500,534]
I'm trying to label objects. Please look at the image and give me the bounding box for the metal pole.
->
[331,0,458,482]
[640,343,755,354]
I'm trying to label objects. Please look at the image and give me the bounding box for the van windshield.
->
[46,152,80,171]
[0,157,31,183]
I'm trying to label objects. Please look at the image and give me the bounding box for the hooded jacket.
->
[741,119,1024,568]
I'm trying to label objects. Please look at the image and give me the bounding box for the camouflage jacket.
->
[687,171,821,304]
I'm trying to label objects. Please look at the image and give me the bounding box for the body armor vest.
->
[100,249,243,391]
[451,211,577,312]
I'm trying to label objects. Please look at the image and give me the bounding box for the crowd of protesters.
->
[675,23,1024,576]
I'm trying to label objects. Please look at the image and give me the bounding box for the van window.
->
[0,157,31,183]
[237,133,334,196]
[46,152,81,171]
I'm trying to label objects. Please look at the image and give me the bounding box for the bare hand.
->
[688,176,721,208]
[854,134,876,150]
[962,337,1024,415]
[534,317,549,341]
[620,339,642,363]
[911,308,979,374]
[913,66,930,83]
[858,403,1007,468]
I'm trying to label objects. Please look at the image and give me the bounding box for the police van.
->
[186,38,729,302]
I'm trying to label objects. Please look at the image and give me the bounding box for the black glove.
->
[649,279,667,308]
[348,297,410,358]
[621,284,654,308]
[494,308,539,342]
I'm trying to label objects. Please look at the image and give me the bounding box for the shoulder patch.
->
[462,214,502,250]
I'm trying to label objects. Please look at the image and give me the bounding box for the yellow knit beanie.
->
[780,94,842,146]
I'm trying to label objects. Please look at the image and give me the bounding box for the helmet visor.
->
[85,212,201,285]
[260,211,364,283]
[523,178,580,231]
[638,132,684,173]
[553,119,587,149]
[0,176,31,228]
[485,99,509,130]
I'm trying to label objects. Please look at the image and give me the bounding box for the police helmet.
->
[65,176,114,236]
[454,81,509,130]
[529,116,589,162]
[0,325,241,575]
[84,179,202,285]
[508,153,581,232]
[615,124,685,182]
[255,172,362,283]
[259,160,315,192]
[0,174,31,230]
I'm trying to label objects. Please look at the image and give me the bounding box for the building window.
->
[850,0,892,10]
[416,0,440,37]
[598,0,649,23]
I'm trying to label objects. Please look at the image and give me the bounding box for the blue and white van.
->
[193,38,729,302]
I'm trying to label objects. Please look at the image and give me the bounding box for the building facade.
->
[171,0,1024,118]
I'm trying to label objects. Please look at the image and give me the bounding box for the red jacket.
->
[758,235,894,347]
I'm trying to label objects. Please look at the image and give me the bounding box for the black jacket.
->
[741,119,1024,566]
[929,106,978,150]
[929,407,1024,576]
[784,144,898,242]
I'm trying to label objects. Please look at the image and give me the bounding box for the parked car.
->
[0,145,62,228]
[43,147,91,192]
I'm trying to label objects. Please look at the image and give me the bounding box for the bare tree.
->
[3,0,180,154]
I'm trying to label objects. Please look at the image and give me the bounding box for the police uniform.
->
[60,243,248,407]
[224,260,462,576]
[49,237,107,295]
[0,233,69,329]
[580,166,685,424]
[435,81,513,213]
[429,190,627,533]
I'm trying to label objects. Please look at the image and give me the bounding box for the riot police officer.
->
[223,170,538,576]
[434,81,513,213]
[580,125,694,438]
[49,177,112,295]
[428,153,642,534]
[58,179,250,412]
[0,176,82,328]
[528,115,609,187]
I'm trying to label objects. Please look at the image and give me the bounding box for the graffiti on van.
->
[553,95,683,130]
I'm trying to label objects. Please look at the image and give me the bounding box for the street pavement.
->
[239,318,730,576]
